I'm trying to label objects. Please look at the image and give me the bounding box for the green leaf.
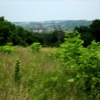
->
[67,78,75,83]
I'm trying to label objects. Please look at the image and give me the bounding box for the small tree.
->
[30,42,42,52]
[52,31,100,99]
[0,43,15,54]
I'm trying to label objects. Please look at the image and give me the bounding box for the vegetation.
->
[13,20,92,31]
[0,16,34,46]
[0,16,100,47]
[0,46,62,100]
[14,59,21,85]
[0,16,65,47]
[0,17,100,99]
[74,19,100,46]
[30,42,42,52]
[51,31,100,99]
[0,43,15,54]
[0,31,100,100]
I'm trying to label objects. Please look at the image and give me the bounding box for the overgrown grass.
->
[0,47,61,100]
[0,46,99,100]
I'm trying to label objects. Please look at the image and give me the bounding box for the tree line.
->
[74,19,100,47]
[0,16,64,47]
[0,16,100,47]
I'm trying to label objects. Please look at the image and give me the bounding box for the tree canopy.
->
[0,16,35,46]
[0,16,65,47]
[74,19,100,47]
[0,16,100,47]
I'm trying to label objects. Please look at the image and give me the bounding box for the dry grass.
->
[0,46,95,100]
[0,47,62,100]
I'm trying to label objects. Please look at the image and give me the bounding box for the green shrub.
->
[52,31,100,99]
[0,43,15,54]
[30,42,42,52]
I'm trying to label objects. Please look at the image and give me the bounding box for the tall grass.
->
[0,46,99,100]
[0,47,62,100]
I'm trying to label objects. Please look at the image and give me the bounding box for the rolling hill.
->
[13,20,92,32]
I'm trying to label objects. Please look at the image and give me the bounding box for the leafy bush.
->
[0,43,15,54]
[30,42,42,52]
[51,31,100,99]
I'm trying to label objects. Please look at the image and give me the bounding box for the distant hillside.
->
[13,20,92,32]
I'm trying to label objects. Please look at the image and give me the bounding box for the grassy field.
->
[0,46,99,100]
[0,47,63,100]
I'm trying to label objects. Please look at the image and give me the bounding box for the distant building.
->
[33,29,43,33]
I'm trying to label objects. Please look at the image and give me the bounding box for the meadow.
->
[0,17,100,100]
[0,47,64,100]
[0,32,100,100]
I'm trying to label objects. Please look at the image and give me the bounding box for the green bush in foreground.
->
[0,43,15,54]
[30,42,42,52]
[52,31,100,99]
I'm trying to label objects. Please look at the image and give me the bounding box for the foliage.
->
[0,17,100,100]
[1,16,100,48]
[75,19,100,46]
[0,45,100,99]
[0,16,65,47]
[32,30,65,47]
[0,16,34,46]
[90,19,100,42]
[74,26,93,46]
[0,43,15,54]
[0,47,63,100]
[52,31,100,99]
[14,59,21,85]
[30,42,42,52]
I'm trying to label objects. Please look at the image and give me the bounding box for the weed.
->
[14,59,21,85]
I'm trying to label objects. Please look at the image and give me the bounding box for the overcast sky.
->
[0,0,100,22]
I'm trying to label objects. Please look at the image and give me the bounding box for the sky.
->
[0,0,100,22]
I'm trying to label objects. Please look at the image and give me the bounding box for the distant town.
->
[13,20,92,33]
